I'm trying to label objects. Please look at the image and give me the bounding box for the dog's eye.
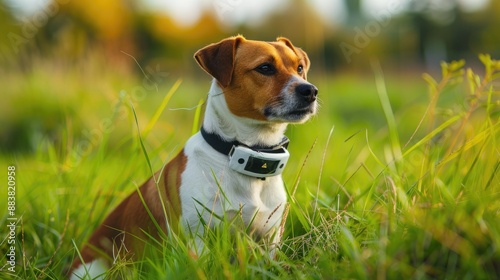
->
[297,65,304,74]
[255,63,276,76]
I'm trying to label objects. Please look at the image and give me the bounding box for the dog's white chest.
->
[180,133,287,238]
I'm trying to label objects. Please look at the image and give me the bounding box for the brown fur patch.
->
[71,151,187,270]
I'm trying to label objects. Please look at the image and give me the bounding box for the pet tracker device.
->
[199,126,291,178]
[229,145,290,178]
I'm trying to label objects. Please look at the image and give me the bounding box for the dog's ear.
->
[194,35,245,87]
[277,37,311,78]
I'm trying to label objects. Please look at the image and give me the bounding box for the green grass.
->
[1,54,499,279]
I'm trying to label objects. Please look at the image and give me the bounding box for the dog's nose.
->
[295,84,318,103]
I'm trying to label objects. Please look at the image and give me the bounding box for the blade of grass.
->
[283,139,317,233]
[131,103,176,238]
[191,98,205,135]
[437,123,499,169]
[485,160,500,190]
[371,59,402,164]
[313,126,334,221]
[131,104,154,177]
[142,78,182,138]
[402,113,463,158]
[364,129,385,167]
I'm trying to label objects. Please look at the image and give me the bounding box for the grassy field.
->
[1,54,499,279]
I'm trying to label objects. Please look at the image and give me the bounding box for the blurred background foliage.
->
[0,0,499,153]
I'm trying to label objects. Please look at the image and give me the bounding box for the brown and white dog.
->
[70,35,318,279]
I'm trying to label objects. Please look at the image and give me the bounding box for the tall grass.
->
[1,54,499,279]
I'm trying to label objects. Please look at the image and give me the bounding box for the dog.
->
[70,35,318,279]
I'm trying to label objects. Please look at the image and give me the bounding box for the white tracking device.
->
[229,145,290,178]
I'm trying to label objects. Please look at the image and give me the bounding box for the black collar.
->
[200,126,289,155]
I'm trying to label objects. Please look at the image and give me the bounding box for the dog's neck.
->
[202,80,288,148]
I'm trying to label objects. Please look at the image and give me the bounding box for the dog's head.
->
[195,35,318,124]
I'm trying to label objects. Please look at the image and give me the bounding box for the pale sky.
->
[6,0,491,27]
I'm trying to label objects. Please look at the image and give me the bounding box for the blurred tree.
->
[479,0,500,57]
[51,0,135,62]
[0,1,30,65]
[41,0,226,73]
[1,0,497,72]
[142,11,224,60]
[234,0,330,71]
[406,0,494,64]
[344,0,362,25]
